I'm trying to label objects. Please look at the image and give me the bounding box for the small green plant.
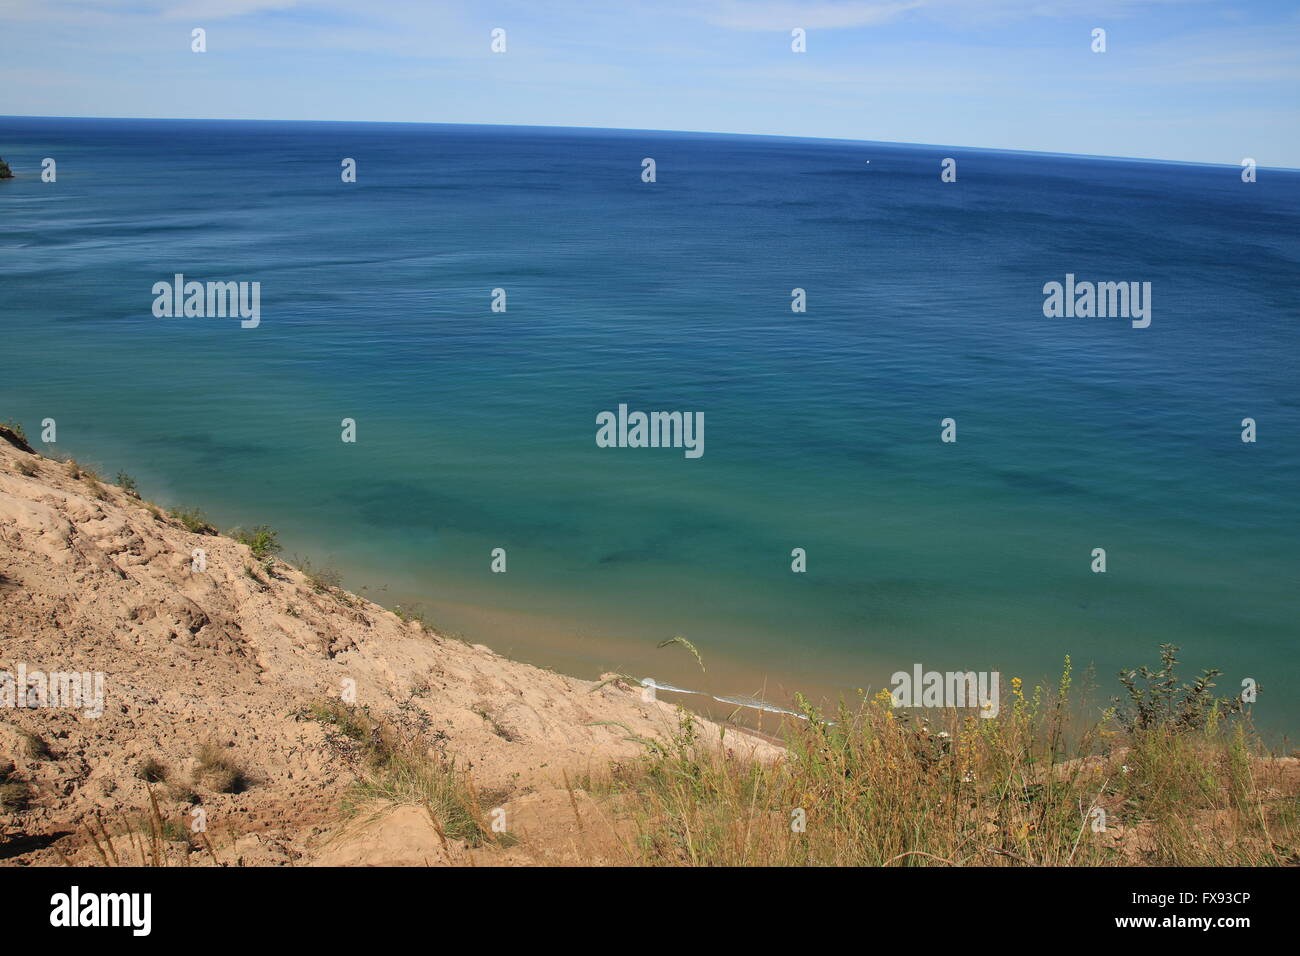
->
[158,816,191,843]
[394,602,431,627]
[0,419,27,442]
[115,472,139,496]
[296,556,344,595]
[473,707,519,743]
[393,602,439,636]
[170,507,217,535]
[657,635,706,673]
[229,524,281,560]
[300,700,388,747]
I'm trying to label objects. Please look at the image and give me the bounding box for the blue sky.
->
[3,0,1298,165]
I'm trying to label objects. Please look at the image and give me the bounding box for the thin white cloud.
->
[160,0,307,20]
[0,0,306,21]
[699,1,924,31]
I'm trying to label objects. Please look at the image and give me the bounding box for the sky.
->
[2,0,1298,166]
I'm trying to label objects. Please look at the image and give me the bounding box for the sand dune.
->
[0,425,774,865]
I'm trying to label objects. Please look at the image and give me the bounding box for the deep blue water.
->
[2,117,1297,727]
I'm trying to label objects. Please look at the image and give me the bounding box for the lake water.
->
[2,116,1296,728]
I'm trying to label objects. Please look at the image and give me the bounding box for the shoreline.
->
[3,422,1295,867]
[0,431,856,729]
[5,426,1291,743]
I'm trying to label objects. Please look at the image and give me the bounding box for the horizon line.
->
[5,114,1298,174]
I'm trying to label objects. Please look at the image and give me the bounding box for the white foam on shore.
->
[641,677,808,720]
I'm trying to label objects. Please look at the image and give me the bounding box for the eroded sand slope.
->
[0,428,773,865]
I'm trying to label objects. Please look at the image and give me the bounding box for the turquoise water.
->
[2,118,1297,726]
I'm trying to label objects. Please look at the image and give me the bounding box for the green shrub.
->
[1114,643,1246,733]
[229,524,281,560]
[170,507,217,535]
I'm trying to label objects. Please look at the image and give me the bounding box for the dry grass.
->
[301,700,515,848]
[192,741,248,794]
[285,648,1295,868]
[0,783,32,811]
[591,652,1296,867]
[170,507,217,535]
[71,789,224,867]
[136,757,168,783]
[8,728,50,760]
[0,761,32,812]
